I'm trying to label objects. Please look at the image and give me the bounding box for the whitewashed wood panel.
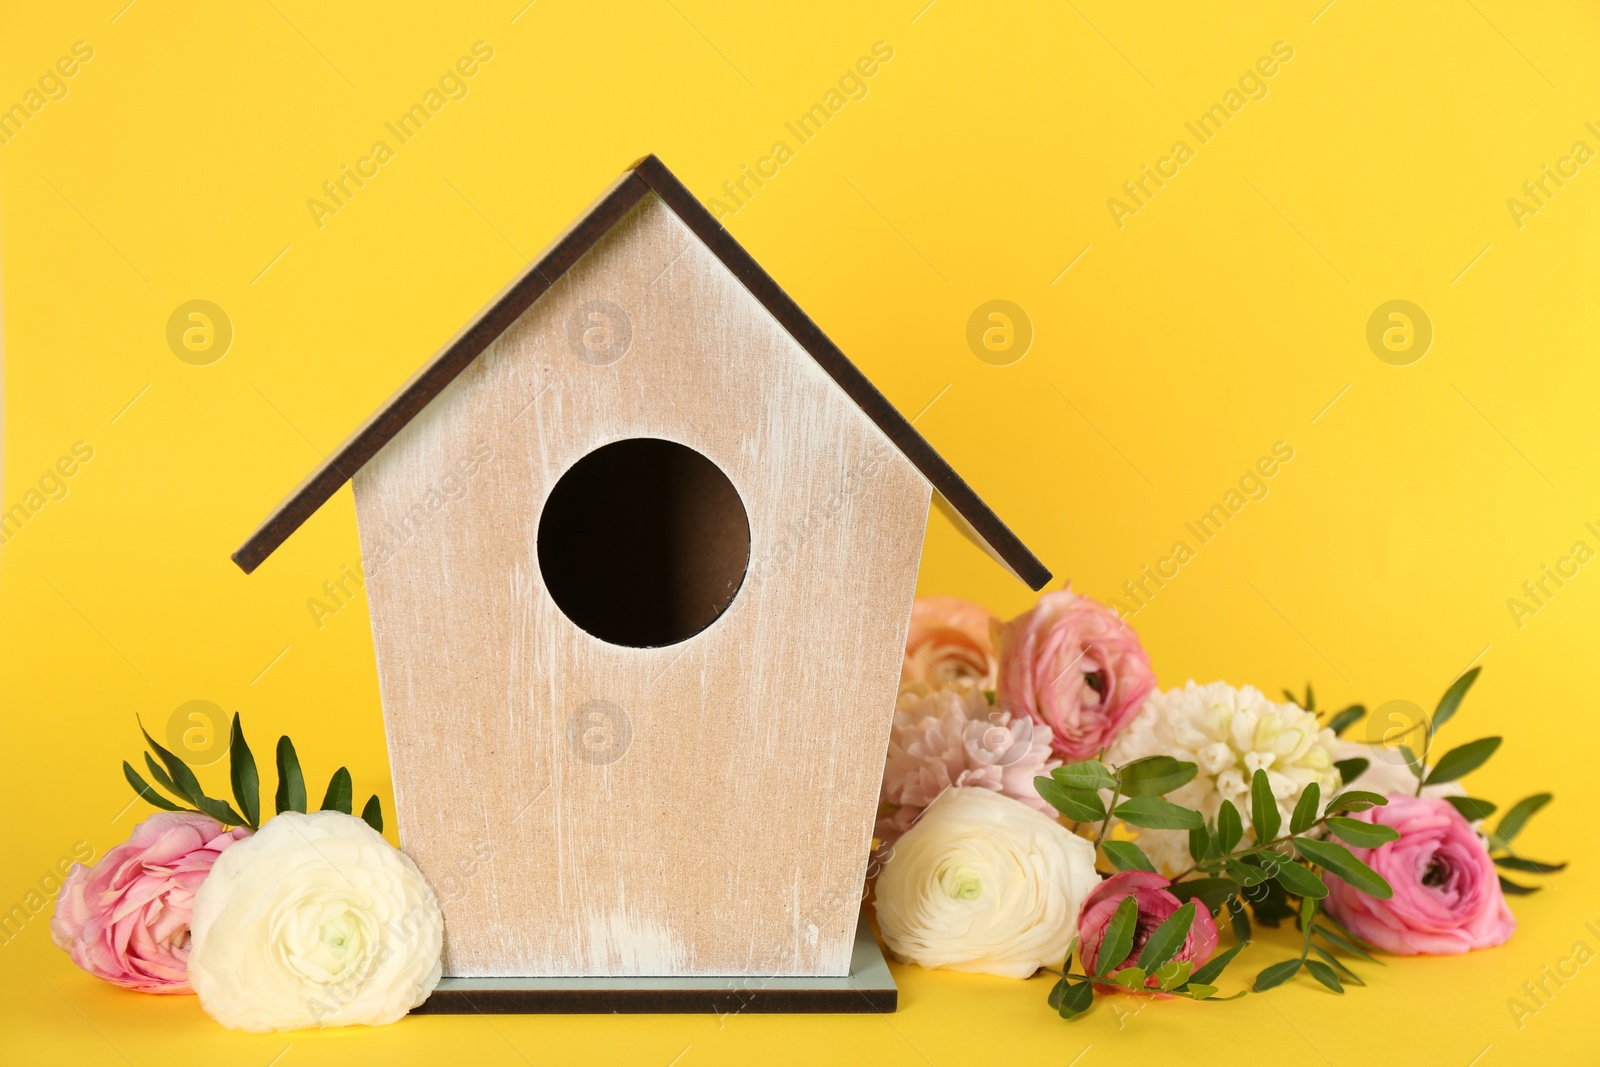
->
[352,195,930,977]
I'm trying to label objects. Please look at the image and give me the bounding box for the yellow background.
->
[3,0,1597,1062]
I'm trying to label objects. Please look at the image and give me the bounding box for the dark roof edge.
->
[233,155,1052,590]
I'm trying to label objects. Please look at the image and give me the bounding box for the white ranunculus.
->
[188,811,443,1032]
[873,787,1098,979]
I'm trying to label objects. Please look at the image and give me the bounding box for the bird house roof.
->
[232,155,1051,589]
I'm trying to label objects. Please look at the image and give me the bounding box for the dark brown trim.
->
[233,156,1051,589]
[630,156,1050,590]
[230,172,651,574]
[411,984,896,1015]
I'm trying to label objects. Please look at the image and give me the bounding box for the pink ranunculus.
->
[1321,794,1516,956]
[901,596,1000,690]
[996,587,1156,762]
[52,812,251,993]
[876,687,1061,848]
[1078,871,1218,991]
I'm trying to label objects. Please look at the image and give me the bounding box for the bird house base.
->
[412,914,897,1015]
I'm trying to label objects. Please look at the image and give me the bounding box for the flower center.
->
[1084,671,1106,697]
[942,865,983,901]
[1422,859,1450,888]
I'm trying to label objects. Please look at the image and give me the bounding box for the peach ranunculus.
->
[901,596,999,690]
[877,686,1061,847]
[52,812,251,993]
[1322,794,1516,956]
[996,586,1156,762]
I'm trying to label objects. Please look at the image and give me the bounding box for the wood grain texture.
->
[352,194,931,977]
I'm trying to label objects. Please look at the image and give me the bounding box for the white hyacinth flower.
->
[1106,681,1342,877]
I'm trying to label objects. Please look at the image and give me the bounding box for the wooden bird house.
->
[234,156,1049,989]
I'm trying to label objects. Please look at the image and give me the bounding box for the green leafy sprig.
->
[1046,900,1249,1019]
[122,714,384,834]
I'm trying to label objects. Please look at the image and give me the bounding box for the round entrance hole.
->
[537,438,751,648]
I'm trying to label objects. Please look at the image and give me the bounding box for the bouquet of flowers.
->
[51,717,444,1032]
[874,587,1562,1018]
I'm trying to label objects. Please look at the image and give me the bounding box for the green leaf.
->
[1217,800,1243,854]
[1168,878,1240,913]
[192,794,248,827]
[1332,757,1369,787]
[1114,796,1203,830]
[1316,911,1383,959]
[1227,895,1251,943]
[1056,978,1094,1019]
[139,718,205,807]
[1095,896,1139,977]
[1425,737,1501,785]
[1303,682,1315,711]
[1495,856,1566,874]
[1137,902,1197,972]
[1253,958,1302,991]
[1223,858,1271,887]
[1499,876,1540,896]
[1118,755,1198,797]
[1325,790,1388,814]
[1399,745,1422,777]
[1250,769,1280,842]
[1295,839,1392,899]
[275,736,306,814]
[1191,940,1249,985]
[1184,983,1220,1000]
[1034,776,1105,822]
[1188,824,1211,864]
[1108,966,1147,990]
[1263,855,1329,899]
[1492,793,1553,847]
[1304,959,1345,993]
[228,714,260,830]
[1248,878,1297,926]
[1309,944,1364,985]
[321,767,353,814]
[1047,978,1067,1009]
[1444,796,1497,822]
[1327,705,1366,736]
[1154,959,1194,991]
[1100,840,1156,873]
[1314,924,1380,964]
[1430,666,1480,733]
[1326,816,1400,849]
[1053,760,1115,792]
[361,794,383,833]
[123,761,183,811]
[1290,783,1321,835]
[1283,688,1299,705]
[142,753,182,800]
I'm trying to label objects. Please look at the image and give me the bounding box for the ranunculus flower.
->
[873,787,1098,979]
[51,812,250,994]
[996,587,1155,762]
[901,596,999,690]
[1322,794,1515,956]
[1108,681,1341,877]
[1077,871,1218,991]
[877,686,1061,847]
[188,811,443,1032]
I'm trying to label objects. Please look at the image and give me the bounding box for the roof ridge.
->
[231,155,1050,590]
